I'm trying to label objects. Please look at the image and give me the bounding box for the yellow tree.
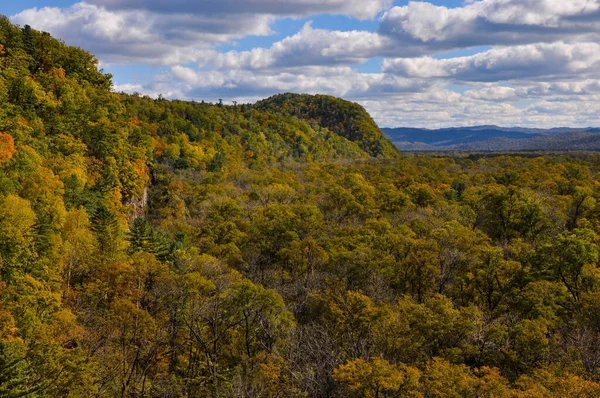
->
[421,358,512,398]
[333,357,421,398]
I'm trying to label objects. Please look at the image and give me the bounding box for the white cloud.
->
[379,0,600,54]
[214,22,388,70]
[383,42,600,82]
[474,0,599,26]
[361,89,600,129]
[12,3,271,65]
[205,0,600,72]
[462,86,520,102]
[165,65,435,100]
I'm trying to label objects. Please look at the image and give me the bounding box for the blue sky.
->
[4,0,600,128]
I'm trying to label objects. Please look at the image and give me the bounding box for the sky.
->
[4,0,600,128]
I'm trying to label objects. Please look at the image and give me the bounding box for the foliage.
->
[2,19,600,397]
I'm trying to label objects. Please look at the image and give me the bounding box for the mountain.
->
[449,132,600,151]
[383,126,600,151]
[255,93,399,158]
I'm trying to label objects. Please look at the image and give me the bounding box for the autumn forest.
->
[3,18,600,397]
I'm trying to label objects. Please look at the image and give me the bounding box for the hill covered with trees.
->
[4,17,600,397]
[255,93,398,158]
[384,126,600,152]
[437,132,600,152]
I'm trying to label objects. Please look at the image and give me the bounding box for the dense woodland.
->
[4,18,600,397]
[383,127,600,152]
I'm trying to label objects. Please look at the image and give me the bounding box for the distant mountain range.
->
[382,126,600,151]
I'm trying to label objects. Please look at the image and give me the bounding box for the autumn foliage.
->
[0,133,15,164]
[3,18,600,397]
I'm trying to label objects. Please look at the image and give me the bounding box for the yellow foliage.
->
[133,159,150,185]
[516,368,600,397]
[422,358,512,398]
[164,143,181,160]
[245,353,307,397]
[0,308,17,340]
[45,134,89,184]
[62,208,96,286]
[0,195,36,234]
[51,67,66,80]
[21,166,65,201]
[333,357,422,398]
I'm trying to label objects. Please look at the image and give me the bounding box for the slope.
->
[383,126,600,151]
[255,93,399,158]
[382,126,544,147]
[4,17,600,398]
[451,131,600,151]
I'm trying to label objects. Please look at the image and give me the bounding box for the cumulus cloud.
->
[383,42,600,82]
[166,65,435,99]
[523,80,600,96]
[361,89,600,128]
[86,0,392,20]
[11,0,390,66]
[379,0,600,54]
[213,22,388,70]
[11,3,263,65]
[206,0,600,71]
[14,0,600,66]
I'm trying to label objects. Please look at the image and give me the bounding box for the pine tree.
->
[91,204,119,259]
[127,217,173,262]
[128,217,154,253]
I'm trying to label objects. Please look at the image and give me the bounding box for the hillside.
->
[255,93,398,158]
[4,17,600,398]
[446,132,600,151]
[122,95,377,168]
[384,126,600,151]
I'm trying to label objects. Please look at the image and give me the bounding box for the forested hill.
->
[255,93,398,158]
[384,126,600,151]
[6,16,600,398]
[0,14,394,176]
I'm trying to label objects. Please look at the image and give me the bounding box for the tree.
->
[517,367,600,397]
[316,290,385,359]
[333,357,421,398]
[62,207,96,291]
[538,229,599,302]
[0,133,16,165]
[0,195,36,281]
[421,358,511,398]
[127,217,173,262]
[229,279,294,358]
[469,248,522,313]
[91,204,120,261]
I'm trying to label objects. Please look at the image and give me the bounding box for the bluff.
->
[255,93,398,158]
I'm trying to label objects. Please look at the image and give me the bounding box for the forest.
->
[383,127,600,152]
[3,17,600,397]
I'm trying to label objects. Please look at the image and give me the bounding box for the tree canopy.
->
[2,18,600,397]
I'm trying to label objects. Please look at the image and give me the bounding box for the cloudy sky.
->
[4,0,600,128]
